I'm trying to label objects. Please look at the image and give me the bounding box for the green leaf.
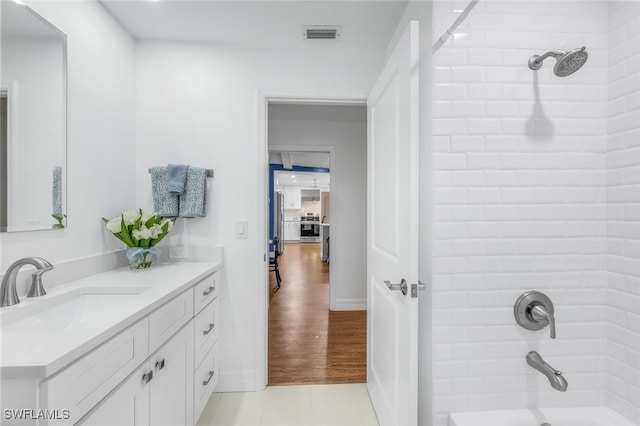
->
[111,233,126,244]
[120,215,137,247]
[134,215,142,232]
[143,213,158,228]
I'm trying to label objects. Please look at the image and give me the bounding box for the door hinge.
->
[411,280,428,298]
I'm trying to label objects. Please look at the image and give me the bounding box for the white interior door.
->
[367,21,419,426]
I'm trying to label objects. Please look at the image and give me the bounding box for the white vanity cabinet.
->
[23,267,222,426]
[78,321,194,426]
[192,272,220,422]
[149,320,195,426]
[76,364,149,426]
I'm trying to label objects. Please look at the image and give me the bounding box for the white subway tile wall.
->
[607,2,640,424]
[432,1,638,425]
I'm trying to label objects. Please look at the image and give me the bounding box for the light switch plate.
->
[169,245,189,259]
[236,220,248,239]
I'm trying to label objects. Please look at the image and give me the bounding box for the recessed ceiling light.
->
[291,175,295,178]
[13,0,26,5]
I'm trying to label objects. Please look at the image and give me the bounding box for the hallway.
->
[268,243,366,385]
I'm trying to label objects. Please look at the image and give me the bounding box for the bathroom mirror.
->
[1,1,67,232]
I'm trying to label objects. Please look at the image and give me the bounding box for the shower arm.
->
[533,51,563,64]
[528,50,563,71]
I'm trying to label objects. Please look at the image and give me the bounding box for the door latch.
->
[411,280,428,298]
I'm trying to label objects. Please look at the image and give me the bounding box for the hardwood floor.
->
[268,242,366,385]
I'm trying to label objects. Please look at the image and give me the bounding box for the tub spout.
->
[526,351,568,392]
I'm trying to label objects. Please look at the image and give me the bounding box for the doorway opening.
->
[266,102,367,386]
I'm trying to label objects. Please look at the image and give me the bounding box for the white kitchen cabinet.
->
[284,186,301,209]
[284,221,300,242]
[291,222,301,241]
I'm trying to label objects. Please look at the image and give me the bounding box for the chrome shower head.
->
[528,46,588,77]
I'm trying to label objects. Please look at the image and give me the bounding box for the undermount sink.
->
[0,286,150,334]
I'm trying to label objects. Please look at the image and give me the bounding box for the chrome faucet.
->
[526,351,568,392]
[1,257,54,307]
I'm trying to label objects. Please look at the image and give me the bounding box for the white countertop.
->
[320,223,330,226]
[0,261,221,379]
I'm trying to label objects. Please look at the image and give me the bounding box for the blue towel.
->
[178,167,207,218]
[167,163,188,195]
[52,166,62,215]
[151,167,179,217]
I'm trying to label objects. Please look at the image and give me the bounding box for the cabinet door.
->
[77,364,150,426]
[284,222,291,240]
[149,322,194,426]
[292,223,301,241]
[291,187,301,209]
[283,186,292,208]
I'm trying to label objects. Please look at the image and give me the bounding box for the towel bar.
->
[148,168,214,178]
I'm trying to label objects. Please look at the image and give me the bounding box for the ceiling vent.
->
[303,25,342,40]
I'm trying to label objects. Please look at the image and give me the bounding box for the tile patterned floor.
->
[197,384,379,426]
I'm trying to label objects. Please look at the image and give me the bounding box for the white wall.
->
[432,2,609,424]
[269,104,367,309]
[0,1,136,281]
[607,2,640,423]
[1,38,65,231]
[135,42,384,390]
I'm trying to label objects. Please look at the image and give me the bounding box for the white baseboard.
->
[331,298,367,311]
[215,370,258,392]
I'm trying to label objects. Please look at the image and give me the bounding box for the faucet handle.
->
[514,291,557,339]
[547,312,556,339]
[531,304,556,339]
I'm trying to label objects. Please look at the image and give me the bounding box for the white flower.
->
[132,225,153,240]
[122,210,141,226]
[106,217,122,233]
[141,210,155,224]
[149,224,163,239]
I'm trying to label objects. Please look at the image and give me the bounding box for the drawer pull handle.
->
[155,359,166,370]
[203,370,215,386]
[203,323,215,336]
[203,286,215,296]
[142,370,153,384]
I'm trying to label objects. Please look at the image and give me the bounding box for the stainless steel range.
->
[300,213,320,243]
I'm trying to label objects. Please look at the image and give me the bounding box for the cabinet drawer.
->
[193,343,218,423]
[194,296,219,369]
[149,289,193,353]
[193,272,218,314]
[41,319,149,425]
